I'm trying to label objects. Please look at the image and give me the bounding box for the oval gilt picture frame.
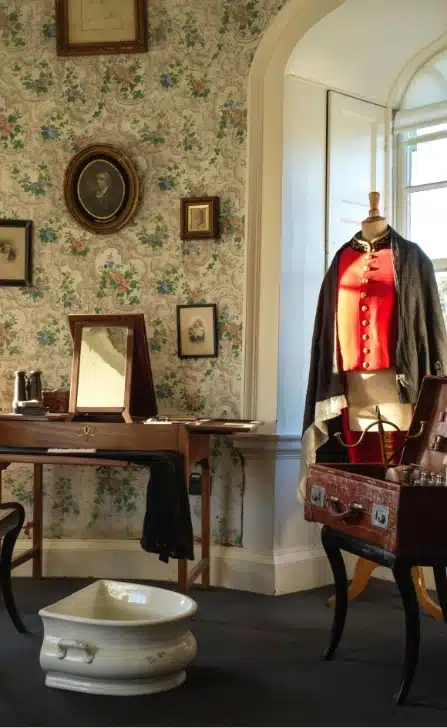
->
[64,144,139,235]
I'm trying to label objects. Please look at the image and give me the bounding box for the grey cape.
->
[298,227,447,496]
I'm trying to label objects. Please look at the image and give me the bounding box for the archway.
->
[242,0,447,429]
[241,0,343,423]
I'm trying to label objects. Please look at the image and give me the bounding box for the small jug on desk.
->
[28,370,43,403]
[12,370,27,414]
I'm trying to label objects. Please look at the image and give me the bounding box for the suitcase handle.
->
[327,495,364,521]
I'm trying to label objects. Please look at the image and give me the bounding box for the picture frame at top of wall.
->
[64,144,139,235]
[56,0,148,57]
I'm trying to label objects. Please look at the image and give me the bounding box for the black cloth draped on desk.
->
[137,451,194,563]
[0,447,194,564]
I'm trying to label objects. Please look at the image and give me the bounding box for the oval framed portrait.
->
[64,144,139,234]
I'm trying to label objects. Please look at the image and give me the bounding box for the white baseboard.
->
[11,539,345,595]
[274,548,356,595]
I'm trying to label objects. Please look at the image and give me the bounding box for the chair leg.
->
[321,526,348,661]
[0,503,26,633]
[412,566,442,620]
[433,565,447,621]
[392,561,420,706]
[328,557,377,607]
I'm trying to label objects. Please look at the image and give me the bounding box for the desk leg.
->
[321,526,348,661]
[178,559,188,593]
[201,459,211,588]
[392,562,420,706]
[33,464,43,578]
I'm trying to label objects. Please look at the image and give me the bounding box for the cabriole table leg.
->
[321,526,348,661]
[392,561,420,706]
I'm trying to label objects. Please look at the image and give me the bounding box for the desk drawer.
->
[0,421,183,452]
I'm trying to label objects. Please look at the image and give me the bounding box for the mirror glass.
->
[76,326,128,409]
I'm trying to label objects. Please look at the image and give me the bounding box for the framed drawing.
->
[0,219,32,287]
[64,144,139,235]
[180,197,219,240]
[56,0,148,56]
[176,304,218,359]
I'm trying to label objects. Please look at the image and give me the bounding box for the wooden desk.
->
[0,415,260,592]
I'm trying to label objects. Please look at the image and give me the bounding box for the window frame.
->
[395,122,447,274]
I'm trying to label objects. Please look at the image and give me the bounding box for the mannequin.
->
[300,191,447,617]
[335,193,435,615]
[343,193,412,440]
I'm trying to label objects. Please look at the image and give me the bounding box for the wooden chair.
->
[0,503,26,633]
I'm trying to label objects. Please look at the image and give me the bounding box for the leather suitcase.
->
[304,376,447,557]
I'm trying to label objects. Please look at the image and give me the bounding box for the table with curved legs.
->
[321,525,447,706]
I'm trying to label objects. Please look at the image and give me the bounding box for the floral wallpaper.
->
[0,0,287,545]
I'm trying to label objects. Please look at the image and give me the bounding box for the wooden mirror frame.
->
[67,313,158,422]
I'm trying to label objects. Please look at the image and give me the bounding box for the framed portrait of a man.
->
[64,144,139,234]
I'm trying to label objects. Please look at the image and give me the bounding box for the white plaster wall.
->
[277,77,327,436]
[273,448,319,552]
[286,0,447,106]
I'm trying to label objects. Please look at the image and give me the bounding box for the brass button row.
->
[360,252,377,370]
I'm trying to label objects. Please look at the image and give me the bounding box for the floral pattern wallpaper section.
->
[0,0,287,544]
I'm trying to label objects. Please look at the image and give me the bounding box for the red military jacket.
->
[336,242,397,372]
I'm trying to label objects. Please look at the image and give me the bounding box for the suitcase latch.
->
[371,503,389,529]
[310,484,325,507]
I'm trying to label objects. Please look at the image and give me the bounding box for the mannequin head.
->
[360,192,388,242]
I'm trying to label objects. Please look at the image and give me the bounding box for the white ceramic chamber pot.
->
[39,580,198,696]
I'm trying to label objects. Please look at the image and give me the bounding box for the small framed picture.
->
[64,143,139,235]
[0,219,32,287]
[180,197,219,240]
[56,0,148,57]
[177,304,218,359]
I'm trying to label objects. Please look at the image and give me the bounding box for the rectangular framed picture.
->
[177,304,218,359]
[180,197,219,240]
[0,219,32,287]
[56,0,148,57]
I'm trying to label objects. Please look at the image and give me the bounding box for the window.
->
[395,49,447,326]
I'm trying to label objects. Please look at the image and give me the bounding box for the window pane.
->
[436,272,447,330]
[409,136,447,186]
[409,188,447,259]
[415,123,447,136]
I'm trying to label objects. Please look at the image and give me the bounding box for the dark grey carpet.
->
[3,577,447,726]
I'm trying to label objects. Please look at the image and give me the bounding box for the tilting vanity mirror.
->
[68,313,158,422]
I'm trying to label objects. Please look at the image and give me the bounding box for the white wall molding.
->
[233,431,301,460]
[12,539,338,596]
[10,539,347,596]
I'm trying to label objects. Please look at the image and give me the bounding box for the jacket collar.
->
[350,225,391,253]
